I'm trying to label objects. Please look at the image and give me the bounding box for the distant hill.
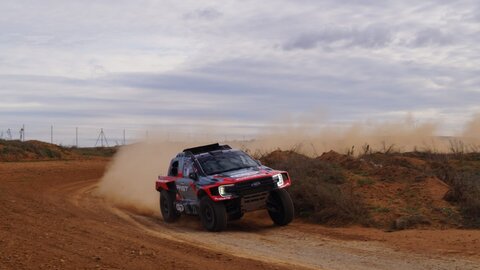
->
[0,139,117,162]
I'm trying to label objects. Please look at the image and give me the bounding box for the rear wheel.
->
[160,190,180,223]
[267,189,294,226]
[199,196,227,231]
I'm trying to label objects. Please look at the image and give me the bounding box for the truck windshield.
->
[197,151,259,175]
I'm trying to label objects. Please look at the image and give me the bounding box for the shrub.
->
[261,150,369,225]
[432,157,480,228]
[0,139,117,161]
[444,171,480,227]
[357,178,374,187]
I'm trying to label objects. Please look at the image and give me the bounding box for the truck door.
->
[175,157,197,200]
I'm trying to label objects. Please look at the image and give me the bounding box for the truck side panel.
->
[156,176,177,191]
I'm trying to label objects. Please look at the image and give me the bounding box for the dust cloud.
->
[463,114,480,141]
[97,139,197,213]
[245,115,443,156]
[97,114,479,212]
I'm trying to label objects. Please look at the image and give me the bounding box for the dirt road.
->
[1,160,479,270]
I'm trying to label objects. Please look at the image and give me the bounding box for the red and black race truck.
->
[155,143,294,231]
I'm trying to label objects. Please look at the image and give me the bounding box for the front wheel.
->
[199,196,227,232]
[267,189,294,226]
[160,190,180,223]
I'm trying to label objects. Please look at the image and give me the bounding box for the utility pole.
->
[19,125,25,141]
[123,129,126,145]
[50,125,53,144]
[76,127,78,147]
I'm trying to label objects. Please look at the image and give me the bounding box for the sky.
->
[0,0,479,145]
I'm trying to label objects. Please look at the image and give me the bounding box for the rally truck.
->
[155,143,294,231]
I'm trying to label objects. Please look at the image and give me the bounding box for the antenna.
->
[95,128,109,147]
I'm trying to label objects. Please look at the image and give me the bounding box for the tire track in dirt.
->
[122,210,480,270]
[1,160,298,270]
[69,181,480,270]
[69,181,315,270]
[3,160,478,270]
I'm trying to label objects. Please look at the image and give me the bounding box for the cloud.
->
[283,24,464,51]
[184,7,222,20]
[409,28,456,47]
[0,0,479,145]
[283,24,393,50]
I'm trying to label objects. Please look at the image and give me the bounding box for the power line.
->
[95,128,109,147]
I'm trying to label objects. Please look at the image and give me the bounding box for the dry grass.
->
[431,154,480,228]
[260,150,370,225]
[0,139,117,161]
[261,148,480,229]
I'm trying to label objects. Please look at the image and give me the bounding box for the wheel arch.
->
[197,189,208,199]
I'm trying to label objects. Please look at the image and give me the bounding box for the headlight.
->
[273,173,284,187]
[218,184,234,197]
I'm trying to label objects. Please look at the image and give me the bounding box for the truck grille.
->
[241,192,269,212]
[226,176,275,196]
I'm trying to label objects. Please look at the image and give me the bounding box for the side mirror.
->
[189,172,198,181]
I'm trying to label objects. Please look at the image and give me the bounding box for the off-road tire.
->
[267,189,294,226]
[160,190,180,223]
[199,196,227,232]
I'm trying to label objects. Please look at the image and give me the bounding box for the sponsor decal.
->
[176,185,189,192]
